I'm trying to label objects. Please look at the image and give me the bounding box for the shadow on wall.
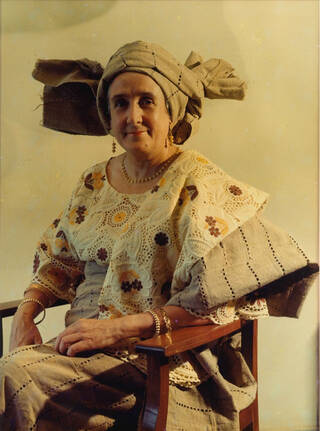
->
[2,0,116,33]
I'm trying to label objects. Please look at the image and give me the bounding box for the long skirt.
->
[0,341,234,431]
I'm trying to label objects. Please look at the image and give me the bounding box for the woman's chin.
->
[121,136,152,153]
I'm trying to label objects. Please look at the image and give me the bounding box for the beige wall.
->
[1,1,318,430]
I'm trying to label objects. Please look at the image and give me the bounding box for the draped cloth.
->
[32,40,246,143]
[28,149,318,391]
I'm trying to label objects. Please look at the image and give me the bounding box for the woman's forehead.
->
[108,72,164,98]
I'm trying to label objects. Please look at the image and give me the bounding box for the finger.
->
[55,326,78,351]
[57,333,83,354]
[66,339,95,357]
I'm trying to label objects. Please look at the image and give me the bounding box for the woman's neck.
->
[124,146,179,182]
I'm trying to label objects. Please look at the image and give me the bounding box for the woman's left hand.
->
[55,318,124,356]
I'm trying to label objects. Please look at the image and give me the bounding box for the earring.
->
[168,128,175,146]
[112,139,117,154]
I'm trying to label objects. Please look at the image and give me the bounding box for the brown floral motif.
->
[55,230,69,252]
[205,216,228,237]
[186,185,199,201]
[151,185,159,193]
[84,171,106,191]
[178,188,190,207]
[205,216,221,237]
[52,218,60,228]
[154,232,169,246]
[33,253,40,274]
[119,270,143,294]
[97,248,108,261]
[68,206,88,225]
[229,185,242,196]
[56,230,67,240]
[40,243,48,251]
[75,206,87,224]
[121,279,143,293]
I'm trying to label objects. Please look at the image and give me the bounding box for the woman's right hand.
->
[9,309,43,351]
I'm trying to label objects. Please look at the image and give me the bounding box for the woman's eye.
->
[114,99,127,108]
[140,97,153,106]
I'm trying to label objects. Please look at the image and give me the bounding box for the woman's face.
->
[108,72,171,156]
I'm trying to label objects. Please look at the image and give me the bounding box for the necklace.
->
[121,150,180,184]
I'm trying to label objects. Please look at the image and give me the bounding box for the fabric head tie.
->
[32,40,246,144]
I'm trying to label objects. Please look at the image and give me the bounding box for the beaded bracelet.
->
[159,307,173,332]
[146,309,161,336]
[17,298,46,325]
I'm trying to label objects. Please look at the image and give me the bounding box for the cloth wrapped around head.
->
[33,40,246,144]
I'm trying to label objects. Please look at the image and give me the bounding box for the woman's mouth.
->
[126,130,147,136]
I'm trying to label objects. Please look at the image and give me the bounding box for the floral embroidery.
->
[97,248,108,261]
[119,270,143,293]
[33,253,40,273]
[151,178,166,194]
[229,185,242,196]
[205,216,228,237]
[107,205,133,227]
[154,232,169,246]
[178,188,190,207]
[186,185,199,201]
[56,230,67,240]
[113,211,126,224]
[55,230,69,252]
[84,171,106,191]
[69,206,88,225]
[52,218,60,228]
[196,156,209,164]
[40,243,48,251]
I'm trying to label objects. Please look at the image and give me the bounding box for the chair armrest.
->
[135,319,243,357]
[0,299,22,318]
[0,298,69,319]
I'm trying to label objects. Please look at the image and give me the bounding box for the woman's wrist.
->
[118,312,155,339]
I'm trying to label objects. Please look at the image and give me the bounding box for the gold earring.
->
[168,128,175,146]
[112,139,117,153]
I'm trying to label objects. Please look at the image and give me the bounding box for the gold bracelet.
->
[159,307,173,332]
[18,298,46,325]
[146,309,161,336]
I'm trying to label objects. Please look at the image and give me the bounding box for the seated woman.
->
[0,41,317,431]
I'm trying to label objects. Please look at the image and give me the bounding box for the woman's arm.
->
[54,305,213,357]
[9,286,57,351]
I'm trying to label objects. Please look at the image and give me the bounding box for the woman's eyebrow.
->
[110,92,155,101]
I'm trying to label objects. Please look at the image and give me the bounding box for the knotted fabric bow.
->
[32,40,246,143]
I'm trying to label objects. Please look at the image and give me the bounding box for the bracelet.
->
[159,307,173,333]
[146,309,161,336]
[18,298,46,325]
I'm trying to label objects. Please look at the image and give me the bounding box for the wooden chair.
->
[0,300,258,431]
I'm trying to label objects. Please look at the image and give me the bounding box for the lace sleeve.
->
[29,176,85,302]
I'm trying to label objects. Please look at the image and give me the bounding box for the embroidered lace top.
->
[30,150,309,387]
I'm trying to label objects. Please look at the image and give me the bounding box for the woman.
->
[1,41,317,431]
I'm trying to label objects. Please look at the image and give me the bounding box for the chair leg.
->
[139,352,169,431]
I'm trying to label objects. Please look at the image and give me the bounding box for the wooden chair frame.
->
[0,300,258,431]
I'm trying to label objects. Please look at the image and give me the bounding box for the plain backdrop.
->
[0,1,318,430]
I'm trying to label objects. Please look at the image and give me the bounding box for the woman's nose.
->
[127,102,142,124]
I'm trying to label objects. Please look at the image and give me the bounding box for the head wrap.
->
[32,40,246,144]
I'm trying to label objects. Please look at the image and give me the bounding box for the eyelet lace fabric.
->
[30,150,310,387]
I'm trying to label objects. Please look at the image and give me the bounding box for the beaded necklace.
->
[121,150,180,184]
